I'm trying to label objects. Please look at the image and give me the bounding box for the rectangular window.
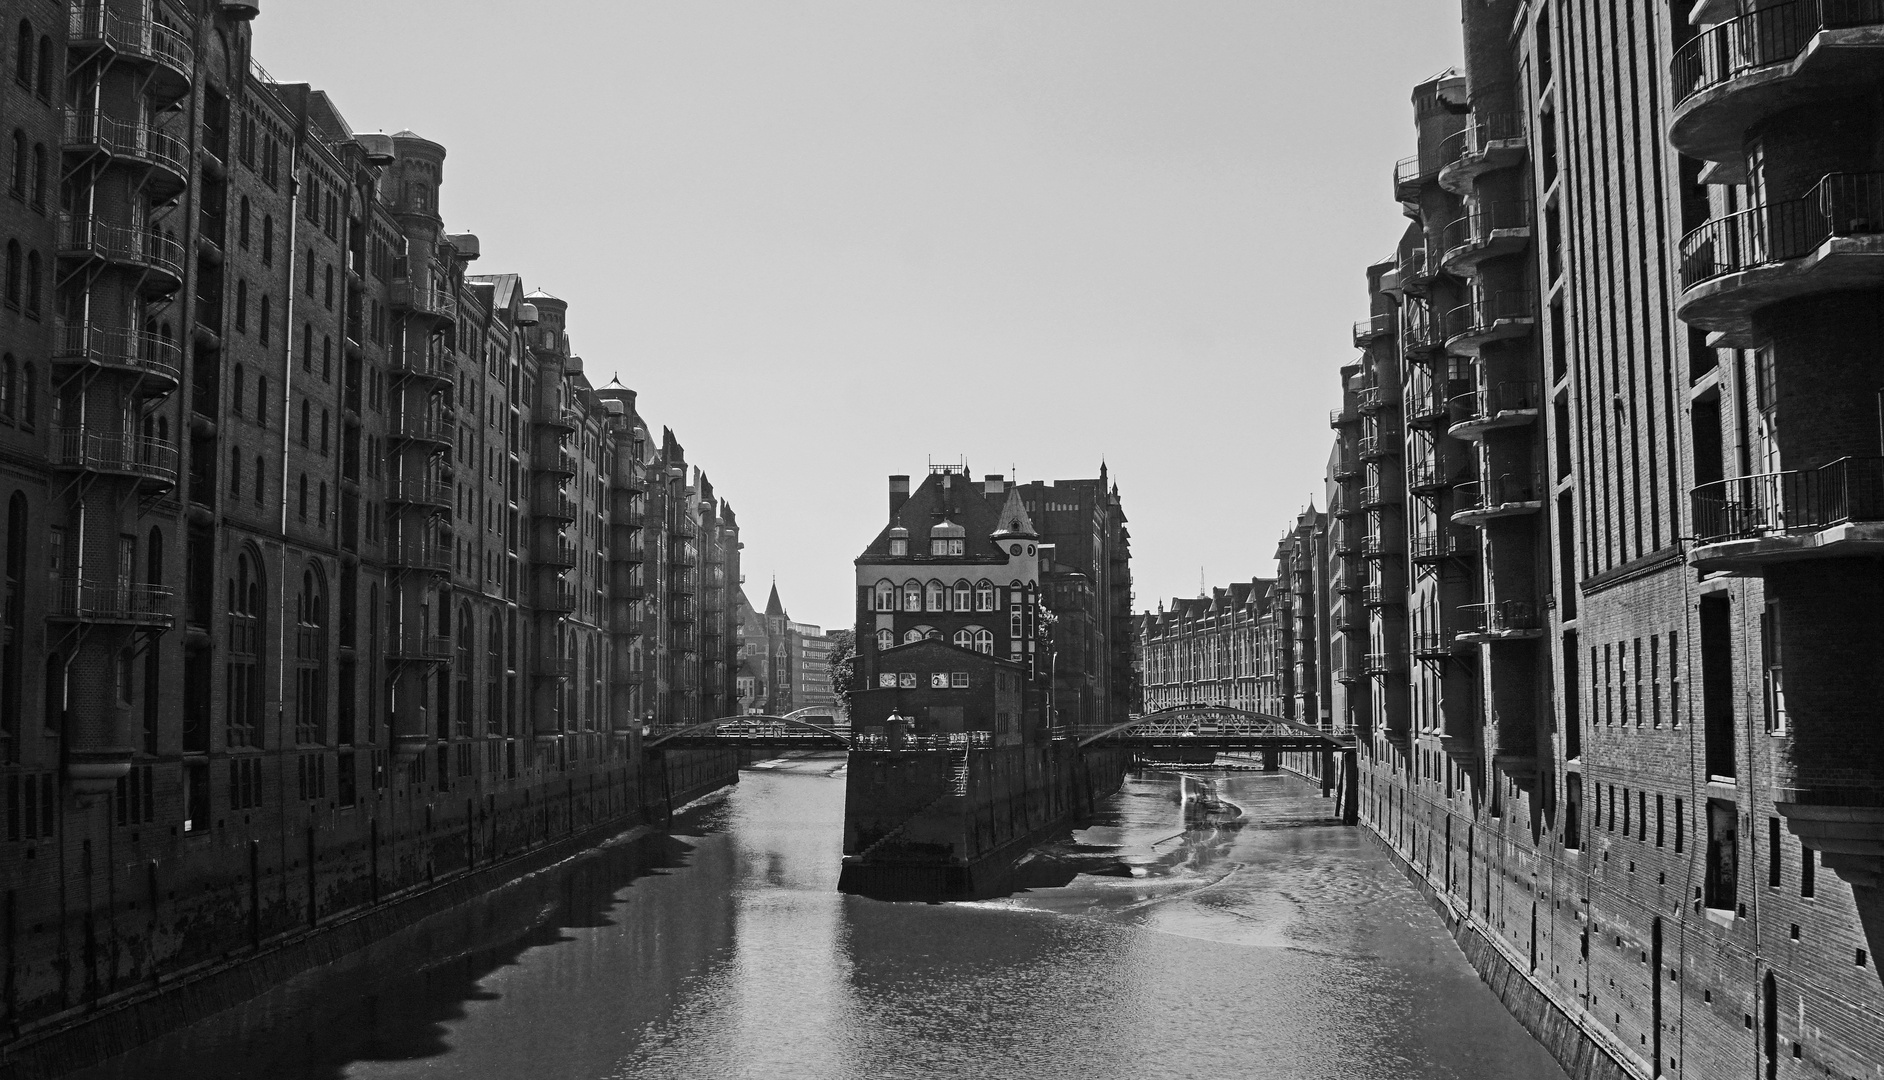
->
[1656,793,1665,847]
[1650,634,1662,726]
[1675,797,1685,853]
[1706,799,1738,911]
[950,672,968,688]
[1801,841,1815,898]
[1623,787,1631,836]
[897,673,916,688]
[877,673,895,688]
[929,672,947,689]
[1762,603,1787,734]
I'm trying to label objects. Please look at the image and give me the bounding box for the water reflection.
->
[71,758,1567,1080]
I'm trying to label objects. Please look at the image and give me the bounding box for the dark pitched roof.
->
[857,472,1033,562]
[765,582,786,618]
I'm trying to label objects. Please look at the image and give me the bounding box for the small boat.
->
[1180,774,1241,821]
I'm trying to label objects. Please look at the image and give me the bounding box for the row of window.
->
[872,579,1020,613]
[9,130,45,209]
[878,672,972,689]
[876,627,998,654]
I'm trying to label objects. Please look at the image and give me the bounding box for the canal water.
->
[72,757,1568,1080]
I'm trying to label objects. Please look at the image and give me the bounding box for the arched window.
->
[33,35,48,99]
[299,398,309,445]
[953,628,974,649]
[952,580,971,611]
[297,473,307,520]
[231,365,245,417]
[320,409,329,454]
[4,240,20,306]
[238,196,250,248]
[874,579,894,612]
[901,580,921,612]
[7,130,20,194]
[21,250,35,314]
[253,454,264,504]
[0,354,13,419]
[261,215,273,265]
[975,580,995,611]
[258,295,270,345]
[902,629,923,645]
[28,143,41,207]
[318,481,327,523]
[875,628,893,652]
[228,446,241,495]
[256,375,268,425]
[301,321,312,370]
[12,23,29,88]
[925,580,945,612]
[234,279,247,332]
[974,629,994,655]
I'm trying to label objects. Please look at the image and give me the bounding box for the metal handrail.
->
[1410,532,1476,561]
[1678,171,1884,289]
[534,538,577,566]
[1691,455,1884,543]
[389,414,453,444]
[388,478,452,505]
[53,320,182,383]
[49,580,175,623]
[388,351,455,381]
[393,279,459,321]
[63,113,188,177]
[389,545,452,572]
[1446,291,1537,340]
[1454,380,1541,424]
[1672,0,1884,105]
[1464,112,1527,155]
[1363,651,1407,675]
[52,427,178,482]
[58,215,185,280]
[1353,313,1392,345]
[534,493,578,520]
[1439,200,1534,257]
[67,4,195,77]
[1460,600,1540,633]
[534,583,578,612]
[1400,302,1445,354]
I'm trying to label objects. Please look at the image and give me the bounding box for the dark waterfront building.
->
[0,0,742,1057]
[839,466,1129,896]
[1015,468,1134,734]
[1251,2,1884,1077]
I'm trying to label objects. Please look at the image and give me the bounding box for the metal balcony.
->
[1444,291,1537,355]
[1410,532,1478,563]
[1363,651,1407,676]
[1451,477,1543,527]
[388,544,452,574]
[62,113,188,196]
[58,215,184,293]
[388,478,452,508]
[1676,172,1884,334]
[1352,313,1393,347]
[1690,455,1884,570]
[52,321,183,391]
[1406,458,1450,496]
[388,634,452,663]
[67,4,194,99]
[1412,631,1467,661]
[1357,385,1389,414]
[1448,379,1541,440]
[1359,483,1396,509]
[1438,200,1533,273]
[1399,302,1447,357]
[1670,1,1884,167]
[1396,245,1440,295]
[534,583,577,614]
[532,448,577,478]
[1439,112,1528,194]
[534,408,580,434]
[1332,455,1363,481]
[1457,600,1544,642]
[533,492,578,522]
[1358,430,1400,460]
[52,428,178,488]
[1361,535,1400,561]
[391,279,458,326]
[1329,407,1359,429]
[533,538,577,568]
[389,414,453,446]
[1361,584,1404,608]
[387,350,455,384]
[47,580,175,628]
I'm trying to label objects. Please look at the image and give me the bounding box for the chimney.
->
[889,475,910,517]
[984,474,1004,497]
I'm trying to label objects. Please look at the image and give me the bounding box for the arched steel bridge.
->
[643,704,1349,753]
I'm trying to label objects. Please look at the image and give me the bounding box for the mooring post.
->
[1262,749,1278,772]
[1340,749,1359,825]
[1321,749,1335,796]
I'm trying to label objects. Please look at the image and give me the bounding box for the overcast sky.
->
[262,1,1463,631]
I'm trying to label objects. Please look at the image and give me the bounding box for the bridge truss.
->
[1076,704,1354,752]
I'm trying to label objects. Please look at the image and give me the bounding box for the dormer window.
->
[931,538,963,556]
[888,526,908,557]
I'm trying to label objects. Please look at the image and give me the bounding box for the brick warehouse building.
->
[0,0,742,1053]
[1246,2,1884,1078]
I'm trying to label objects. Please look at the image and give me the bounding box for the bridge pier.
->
[1262,749,1278,772]
[1320,750,1334,797]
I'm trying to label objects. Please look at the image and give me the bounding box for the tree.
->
[827,629,856,717]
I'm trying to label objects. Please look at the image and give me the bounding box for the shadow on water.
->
[67,795,735,1080]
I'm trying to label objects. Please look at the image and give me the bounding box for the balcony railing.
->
[1353,313,1392,347]
[1406,458,1447,494]
[1460,600,1541,635]
[52,428,178,484]
[53,321,183,386]
[1463,111,1527,156]
[1445,291,1537,344]
[1672,0,1884,106]
[58,215,185,282]
[67,4,195,85]
[534,492,578,521]
[389,414,453,445]
[1410,532,1477,562]
[388,545,452,573]
[1412,631,1461,659]
[533,538,577,567]
[48,580,175,626]
[391,279,459,323]
[534,656,577,679]
[63,113,188,183]
[534,583,577,613]
[1332,455,1363,480]
[1361,535,1399,560]
[1692,455,1884,543]
[1361,584,1403,607]
[1357,385,1388,414]
[1363,651,1407,676]
[388,478,452,507]
[1400,302,1445,355]
[1358,429,1400,459]
[1438,200,1533,264]
[388,350,455,383]
[1678,171,1884,289]
[1453,379,1541,426]
[389,634,452,663]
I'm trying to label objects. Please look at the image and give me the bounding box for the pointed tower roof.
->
[765,580,786,618]
[990,486,1037,540]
